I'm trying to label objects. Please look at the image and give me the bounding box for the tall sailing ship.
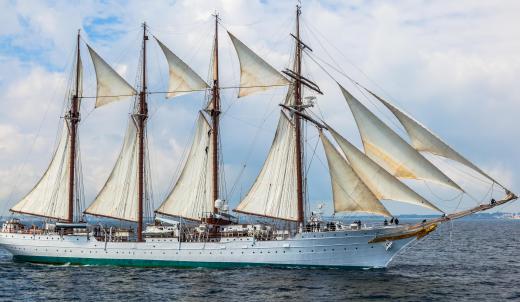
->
[0,6,516,268]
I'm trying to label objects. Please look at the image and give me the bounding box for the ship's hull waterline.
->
[0,228,418,269]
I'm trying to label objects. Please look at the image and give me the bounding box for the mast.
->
[137,23,148,241]
[211,14,220,213]
[294,5,305,225]
[67,29,81,223]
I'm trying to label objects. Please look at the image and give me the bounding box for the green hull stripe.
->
[12,255,374,269]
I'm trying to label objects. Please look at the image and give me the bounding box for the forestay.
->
[329,127,444,213]
[228,31,289,98]
[339,85,461,191]
[155,113,214,221]
[10,123,72,220]
[320,131,391,217]
[155,38,209,98]
[367,90,503,188]
[87,45,137,108]
[235,113,299,221]
[85,120,140,222]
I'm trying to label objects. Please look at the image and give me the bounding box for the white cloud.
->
[0,0,519,216]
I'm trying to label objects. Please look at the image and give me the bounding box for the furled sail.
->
[155,38,209,98]
[85,119,140,222]
[328,127,443,213]
[10,123,72,220]
[339,85,462,191]
[76,55,84,97]
[235,112,299,221]
[367,90,503,188]
[320,131,391,217]
[155,113,213,221]
[87,44,137,108]
[227,31,289,98]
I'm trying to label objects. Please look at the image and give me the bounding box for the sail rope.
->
[302,21,509,198]
[2,46,76,219]
[226,96,280,202]
[301,20,414,137]
[300,25,508,215]
[302,19,413,119]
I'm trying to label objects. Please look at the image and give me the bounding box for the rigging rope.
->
[2,45,76,218]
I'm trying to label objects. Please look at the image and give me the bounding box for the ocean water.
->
[0,220,518,302]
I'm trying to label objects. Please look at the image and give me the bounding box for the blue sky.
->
[0,0,519,218]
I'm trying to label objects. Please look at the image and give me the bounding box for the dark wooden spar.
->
[294,5,305,225]
[137,23,149,242]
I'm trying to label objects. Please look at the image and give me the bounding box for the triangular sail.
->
[227,31,289,98]
[329,127,443,213]
[10,123,72,220]
[320,131,391,217]
[235,112,299,221]
[155,113,213,221]
[367,90,504,188]
[85,119,140,222]
[339,85,462,191]
[87,44,137,108]
[155,37,209,98]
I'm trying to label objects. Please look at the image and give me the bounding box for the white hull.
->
[0,228,416,268]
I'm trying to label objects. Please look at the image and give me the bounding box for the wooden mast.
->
[211,14,220,213]
[137,23,148,242]
[67,29,81,223]
[294,5,305,226]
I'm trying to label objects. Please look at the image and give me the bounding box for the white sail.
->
[85,119,140,222]
[367,90,503,188]
[235,113,299,221]
[155,113,213,221]
[87,44,137,108]
[10,123,72,220]
[320,132,391,217]
[77,55,84,97]
[227,31,289,98]
[339,85,462,191]
[329,127,443,213]
[155,38,209,98]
